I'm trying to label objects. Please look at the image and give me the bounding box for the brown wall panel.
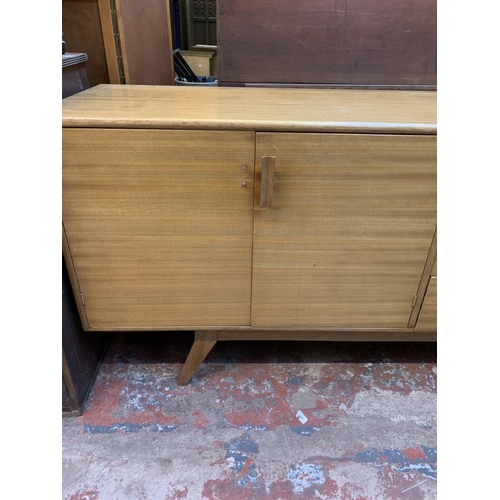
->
[62,0,110,87]
[117,0,174,84]
[218,0,436,87]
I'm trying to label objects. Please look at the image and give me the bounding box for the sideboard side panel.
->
[416,277,437,331]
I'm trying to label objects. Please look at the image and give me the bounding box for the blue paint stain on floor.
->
[84,423,179,434]
[307,446,437,480]
[382,449,406,463]
[238,463,260,487]
[354,448,384,462]
[290,426,317,436]
[285,376,302,386]
[223,433,263,488]
[393,463,437,480]
[223,432,259,453]
[225,450,249,472]
[351,447,437,467]
[422,445,437,463]
[287,463,326,493]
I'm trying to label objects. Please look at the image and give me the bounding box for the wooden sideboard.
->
[62,85,437,385]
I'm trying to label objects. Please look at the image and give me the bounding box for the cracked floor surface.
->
[62,332,436,499]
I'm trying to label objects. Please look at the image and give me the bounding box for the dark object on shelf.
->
[174,76,218,86]
[217,0,436,89]
[62,33,66,54]
[173,48,199,82]
[62,53,90,99]
[62,258,111,417]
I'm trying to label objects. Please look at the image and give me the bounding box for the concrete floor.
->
[62,332,437,500]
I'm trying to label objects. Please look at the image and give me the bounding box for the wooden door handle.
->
[260,156,275,208]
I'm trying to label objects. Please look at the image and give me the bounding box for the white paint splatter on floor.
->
[286,462,325,493]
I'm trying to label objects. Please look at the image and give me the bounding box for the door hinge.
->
[80,293,86,306]
[109,0,126,84]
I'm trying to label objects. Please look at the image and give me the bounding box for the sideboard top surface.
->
[62,84,436,134]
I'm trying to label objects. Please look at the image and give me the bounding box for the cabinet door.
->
[63,129,255,328]
[252,133,436,328]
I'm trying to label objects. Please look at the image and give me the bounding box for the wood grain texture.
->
[63,225,89,330]
[260,157,275,208]
[431,257,437,276]
[62,0,110,87]
[217,330,436,342]
[62,128,255,328]
[84,325,430,332]
[252,133,436,328]
[177,331,218,385]
[62,85,437,134]
[62,378,79,417]
[97,0,121,84]
[116,0,174,84]
[407,229,437,327]
[218,0,436,87]
[416,277,437,331]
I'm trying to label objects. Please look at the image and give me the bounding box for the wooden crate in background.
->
[190,44,218,77]
[180,49,214,77]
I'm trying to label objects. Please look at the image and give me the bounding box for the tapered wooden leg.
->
[177,330,218,385]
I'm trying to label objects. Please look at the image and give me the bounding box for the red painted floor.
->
[62,332,437,499]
